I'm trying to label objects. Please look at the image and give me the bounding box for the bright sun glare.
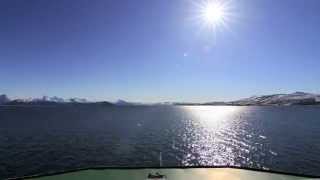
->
[194,0,233,33]
[202,2,225,26]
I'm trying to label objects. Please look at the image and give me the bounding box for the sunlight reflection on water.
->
[2,105,320,178]
[186,106,242,128]
[181,106,255,167]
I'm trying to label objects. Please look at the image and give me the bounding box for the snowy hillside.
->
[231,92,320,105]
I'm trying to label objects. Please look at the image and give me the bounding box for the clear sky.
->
[0,0,319,103]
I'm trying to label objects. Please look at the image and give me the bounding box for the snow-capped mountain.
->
[68,98,87,103]
[230,92,320,106]
[31,96,88,103]
[0,95,90,105]
[31,96,66,103]
[114,99,144,106]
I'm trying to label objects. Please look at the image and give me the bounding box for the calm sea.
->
[0,105,320,179]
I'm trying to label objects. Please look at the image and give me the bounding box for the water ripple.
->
[0,106,320,178]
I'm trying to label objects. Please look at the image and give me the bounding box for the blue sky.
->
[0,0,319,102]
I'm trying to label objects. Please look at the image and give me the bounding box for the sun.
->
[202,2,225,26]
[193,0,234,33]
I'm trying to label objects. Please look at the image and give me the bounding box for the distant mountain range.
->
[0,95,112,106]
[114,99,144,106]
[228,92,320,106]
[177,92,320,106]
[1,92,320,106]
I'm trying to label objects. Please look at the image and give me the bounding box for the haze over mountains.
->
[0,92,320,106]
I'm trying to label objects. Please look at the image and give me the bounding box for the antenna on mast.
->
[159,152,162,167]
